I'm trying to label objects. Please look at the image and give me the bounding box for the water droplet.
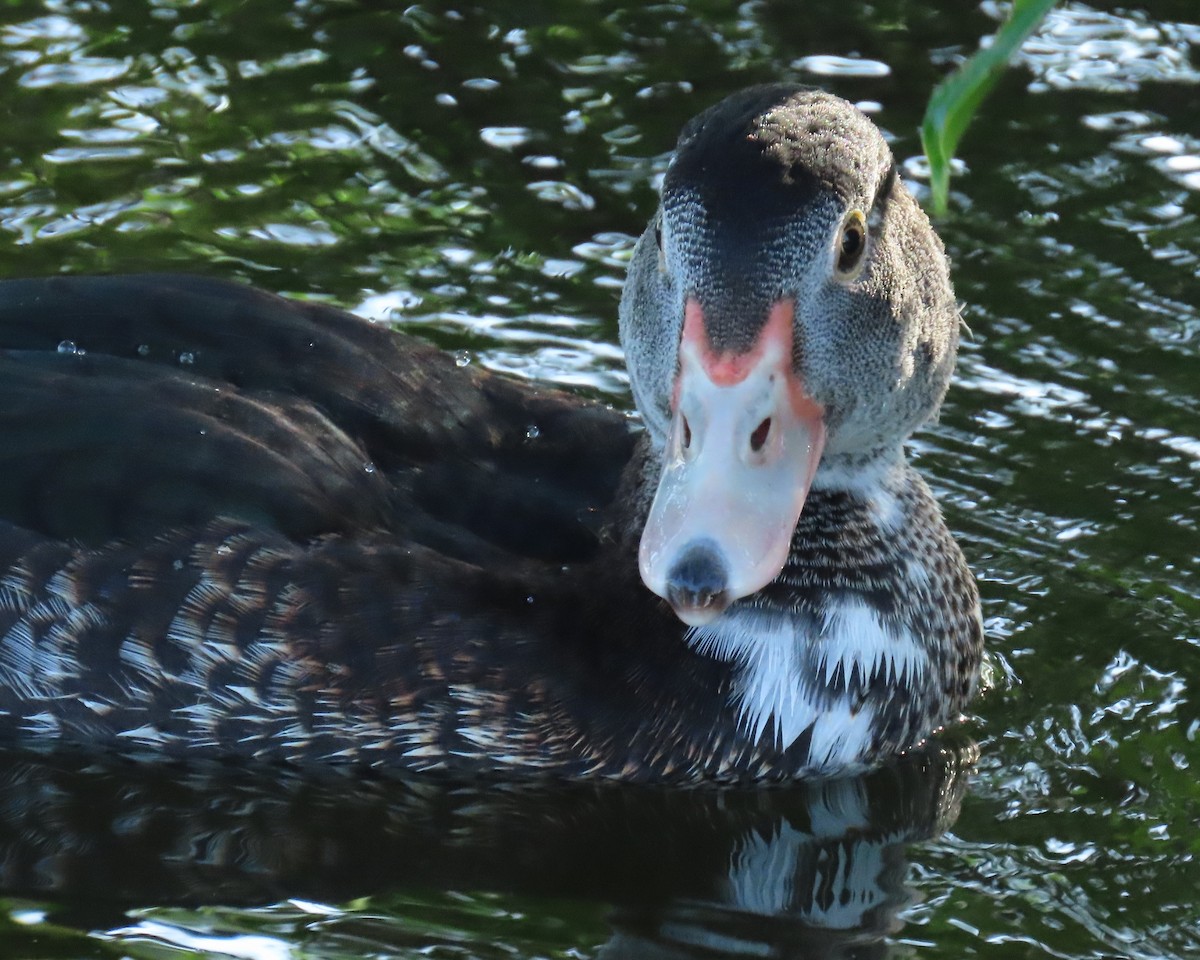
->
[525,595,534,604]
[363,461,377,474]
[454,350,471,367]
[178,351,195,366]
[172,559,185,571]
[57,340,79,355]
[136,343,151,357]
[525,424,540,440]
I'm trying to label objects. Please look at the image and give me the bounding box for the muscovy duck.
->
[0,85,982,781]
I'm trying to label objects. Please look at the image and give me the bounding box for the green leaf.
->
[920,0,1059,214]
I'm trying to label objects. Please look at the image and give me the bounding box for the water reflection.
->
[0,742,975,957]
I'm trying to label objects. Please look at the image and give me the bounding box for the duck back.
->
[0,274,636,558]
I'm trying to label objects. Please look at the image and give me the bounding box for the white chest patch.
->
[688,600,927,767]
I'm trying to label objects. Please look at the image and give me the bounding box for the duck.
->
[0,84,982,783]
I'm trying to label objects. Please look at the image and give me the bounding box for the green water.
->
[0,0,1197,957]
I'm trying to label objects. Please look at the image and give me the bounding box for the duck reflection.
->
[0,738,974,957]
[600,743,973,959]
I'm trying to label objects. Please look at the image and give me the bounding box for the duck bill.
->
[639,299,826,626]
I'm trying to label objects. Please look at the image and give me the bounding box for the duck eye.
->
[836,209,868,277]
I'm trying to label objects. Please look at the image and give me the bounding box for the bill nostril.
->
[681,414,692,450]
[749,417,771,453]
[664,540,730,624]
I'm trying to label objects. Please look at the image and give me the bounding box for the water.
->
[0,0,1197,957]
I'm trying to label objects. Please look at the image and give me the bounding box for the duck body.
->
[0,86,982,782]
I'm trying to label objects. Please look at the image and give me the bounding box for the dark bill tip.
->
[664,539,731,626]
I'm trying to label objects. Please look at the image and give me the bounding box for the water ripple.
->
[993,0,1200,92]
[21,56,130,88]
[792,54,891,78]
[480,125,534,150]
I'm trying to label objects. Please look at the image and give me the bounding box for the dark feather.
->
[0,274,636,560]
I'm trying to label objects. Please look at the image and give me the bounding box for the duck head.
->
[619,85,960,626]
